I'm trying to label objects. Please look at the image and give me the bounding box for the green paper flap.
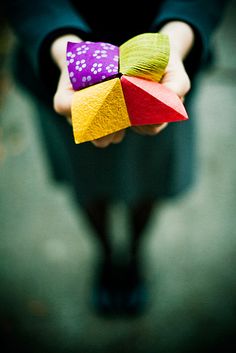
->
[120,33,170,82]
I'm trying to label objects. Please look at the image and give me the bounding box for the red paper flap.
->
[121,75,188,126]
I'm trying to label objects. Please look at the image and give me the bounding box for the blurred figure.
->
[0,10,13,108]
[0,8,14,163]
[3,0,228,316]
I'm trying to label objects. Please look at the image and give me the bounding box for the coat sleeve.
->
[3,0,91,74]
[151,0,229,61]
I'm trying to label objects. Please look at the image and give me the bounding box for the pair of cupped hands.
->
[52,21,194,148]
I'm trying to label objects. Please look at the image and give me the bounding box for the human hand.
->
[54,65,126,147]
[132,48,191,136]
[52,23,194,148]
[51,34,126,148]
[132,21,194,137]
[91,22,194,142]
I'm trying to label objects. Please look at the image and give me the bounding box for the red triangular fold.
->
[121,75,188,126]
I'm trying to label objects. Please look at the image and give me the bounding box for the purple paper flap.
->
[67,41,119,90]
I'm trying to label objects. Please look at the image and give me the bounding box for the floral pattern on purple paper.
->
[67,41,119,91]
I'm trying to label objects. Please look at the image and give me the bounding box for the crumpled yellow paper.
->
[72,78,131,144]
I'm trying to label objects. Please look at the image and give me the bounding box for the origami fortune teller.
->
[67,33,189,144]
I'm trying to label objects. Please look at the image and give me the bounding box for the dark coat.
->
[4,0,228,206]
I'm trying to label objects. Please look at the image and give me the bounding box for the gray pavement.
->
[0,2,236,352]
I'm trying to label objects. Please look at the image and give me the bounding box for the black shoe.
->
[92,257,148,317]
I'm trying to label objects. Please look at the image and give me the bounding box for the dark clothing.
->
[4,0,227,206]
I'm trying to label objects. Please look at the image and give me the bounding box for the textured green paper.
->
[120,33,170,82]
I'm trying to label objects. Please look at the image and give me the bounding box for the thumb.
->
[53,68,74,118]
[161,61,191,99]
[53,88,73,117]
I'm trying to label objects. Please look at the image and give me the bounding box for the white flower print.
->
[92,49,107,59]
[91,63,103,74]
[67,52,76,63]
[82,75,92,83]
[100,43,116,51]
[105,63,118,73]
[75,59,87,71]
[76,44,90,55]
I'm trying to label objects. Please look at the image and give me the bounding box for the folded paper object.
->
[67,33,188,144]
[67,41,119,90]
[72,78,131,144]
[121,76,188,126]
[119,32,170,82]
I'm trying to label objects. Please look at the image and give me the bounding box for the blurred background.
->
[0,1,236,352]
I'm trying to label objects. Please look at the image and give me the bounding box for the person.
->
[3,0,228,315]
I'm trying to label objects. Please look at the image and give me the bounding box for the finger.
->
[133,123,168,136]
[132,125,157,135]
[161,64,191,99]
[66,116,72,125]
[152,123,168,134]
[53,68,74,117]
[111,129,126,144]
[91,132,116,148]
[53,89,73,117]
[145,123,168,135]
[162,73,190,99]
[132,126,152,135]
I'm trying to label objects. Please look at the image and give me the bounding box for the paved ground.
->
[0,2,236,352]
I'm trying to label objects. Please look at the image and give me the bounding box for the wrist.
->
[50,34,83,70]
